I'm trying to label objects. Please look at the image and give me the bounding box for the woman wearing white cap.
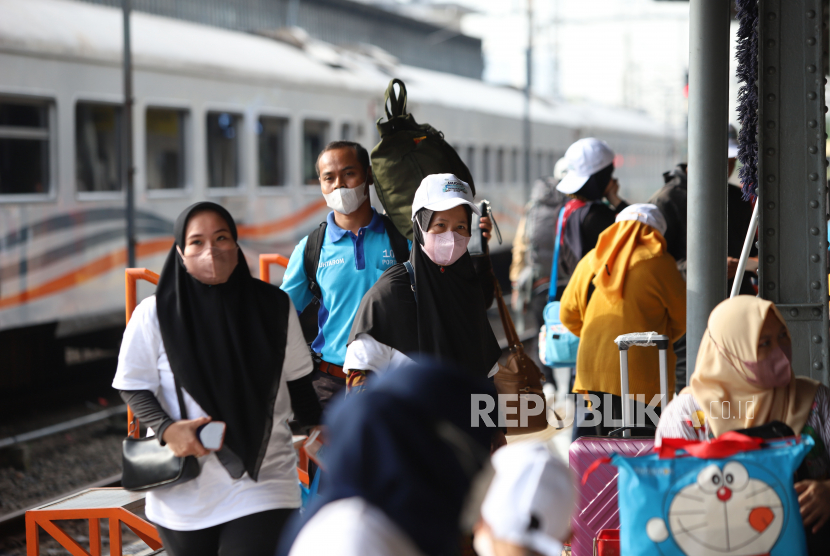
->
[344,173,502,382]
[559,204,686,440]
[473,441,576,556]
[556,138,629,280]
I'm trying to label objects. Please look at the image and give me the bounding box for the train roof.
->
[0,0,672,138]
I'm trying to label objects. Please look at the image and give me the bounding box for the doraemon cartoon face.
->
[645,462,784,556]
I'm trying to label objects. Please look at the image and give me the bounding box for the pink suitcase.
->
[568,333,670,556]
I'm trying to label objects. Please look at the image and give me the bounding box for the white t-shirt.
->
[112,295,313,530]
[344,333,499,378]
[288,497,426,556]
[343,333,415,375]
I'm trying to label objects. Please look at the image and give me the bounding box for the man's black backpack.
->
[298,214,410,343]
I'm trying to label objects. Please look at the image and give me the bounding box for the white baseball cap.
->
[411,173,481,220]
[556,138,615,195]
[615,203,668,236]
[480,442,575,556]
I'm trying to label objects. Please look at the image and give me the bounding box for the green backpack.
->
[370,78,475,241]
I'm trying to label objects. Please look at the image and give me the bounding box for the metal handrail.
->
[259,253,289,283]
[125,268,160,438]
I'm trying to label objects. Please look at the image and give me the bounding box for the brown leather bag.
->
[492,280,550,435]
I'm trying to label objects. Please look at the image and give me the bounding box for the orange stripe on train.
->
[0,201,328,310]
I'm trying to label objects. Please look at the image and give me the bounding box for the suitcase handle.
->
[614,333,670,438]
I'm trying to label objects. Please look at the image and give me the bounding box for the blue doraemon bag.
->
[611,433,813,556]
[542,209,580,368]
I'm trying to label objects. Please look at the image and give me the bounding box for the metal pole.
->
[523,0,533,198]
[730,201,759,299]
[123,0,136,268]
[686,0,730,384]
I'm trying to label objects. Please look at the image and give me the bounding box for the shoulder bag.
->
[541,208,581,367]
[493,280,551,435]
[121,378,201,492]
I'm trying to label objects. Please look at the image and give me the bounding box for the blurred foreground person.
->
[560,204,685,440]
[114,202,322,556]
[473,441,575,556]
[344,174,501,383]
[280,360,498,556]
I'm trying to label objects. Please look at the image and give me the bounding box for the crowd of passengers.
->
[113,129,830,556]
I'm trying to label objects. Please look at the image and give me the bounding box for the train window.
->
[496,148,504,183]
[341,122,352,141]
[548,153,555,176]
[482,147,491,183]
[303,119,329,185]
[146,108,186,190]
[0,100,50,195]
[511,149,519,182]
[76,103,122,192]
[536,151,543,179]
[258,116,288,187]
[207,112,241,189]
[466,146,475,177]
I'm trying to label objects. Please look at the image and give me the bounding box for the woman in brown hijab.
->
[656,296,830,536]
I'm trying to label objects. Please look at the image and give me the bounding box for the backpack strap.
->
[548,208,566,303]
[381,214,411,263]
[403,261,417,303]
[303,222,327,301]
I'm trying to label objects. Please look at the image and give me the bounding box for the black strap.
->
[173,377,188,420]
[303,222,327,301]
[381,214,410,263]
[403,261,417,303]
[384,78,408,120]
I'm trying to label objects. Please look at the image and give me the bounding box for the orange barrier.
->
[259,253,289,283]
[125,269,160,439]
[26,489,163,556]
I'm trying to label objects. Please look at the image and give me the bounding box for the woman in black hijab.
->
[113,202,322,556]
[344,174,502,382]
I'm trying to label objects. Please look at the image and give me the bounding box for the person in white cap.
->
[555,138,630,283]
[473,441,575,556]
[560,203,686,440]
[344,173,503,385]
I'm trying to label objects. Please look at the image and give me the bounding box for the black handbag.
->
[121,378,201,491]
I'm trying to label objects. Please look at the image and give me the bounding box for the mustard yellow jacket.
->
[560,226,686,403]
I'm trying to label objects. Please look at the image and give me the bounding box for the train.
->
[0,0,681,374]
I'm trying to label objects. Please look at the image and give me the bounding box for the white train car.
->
[0,0,680,335]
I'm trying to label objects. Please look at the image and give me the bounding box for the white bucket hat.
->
[615,203,668,236]
[480,442,575,556]
[556,138,615,195]
[411,173,481,220]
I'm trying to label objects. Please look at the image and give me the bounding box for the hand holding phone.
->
[196,421,226,451]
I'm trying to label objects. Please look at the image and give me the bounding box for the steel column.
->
[757,0,829,384]
[122,0,136,268]
[686,0,731,381]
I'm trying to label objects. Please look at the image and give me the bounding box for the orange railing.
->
[259,253,289,282]
[125,269,160,439]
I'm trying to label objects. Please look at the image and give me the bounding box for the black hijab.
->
[277,359,497,556]
[573,163,614,201]
[348,207,501,377]
[156,202,289,481]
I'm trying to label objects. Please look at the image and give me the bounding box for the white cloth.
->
[112,295,313,530]
[343,333,415,375]
[344,333,499,378]
[288,497,426,556]
[654,393,708,447]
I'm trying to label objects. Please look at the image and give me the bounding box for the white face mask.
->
[323,181,368,215]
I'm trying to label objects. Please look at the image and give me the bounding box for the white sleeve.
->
[655,393,706,447]
[344,334,413,375]
[112,296,162,392]
[282,298,314,381]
